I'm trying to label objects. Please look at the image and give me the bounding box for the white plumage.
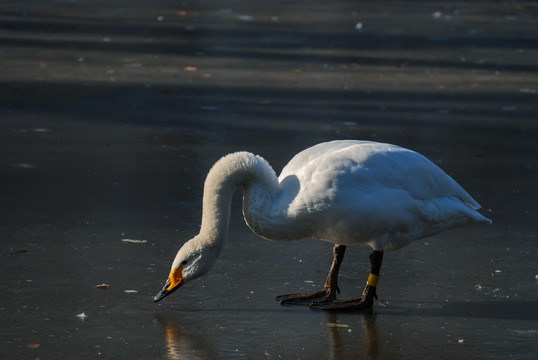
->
[154,140,491,309]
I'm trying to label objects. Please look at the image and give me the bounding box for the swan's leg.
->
[276,245,346,305]
[310,250,384,311]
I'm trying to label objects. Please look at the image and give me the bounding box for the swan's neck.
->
[198,152,278,249]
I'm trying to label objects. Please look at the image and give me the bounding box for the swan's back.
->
[278,140,490,249]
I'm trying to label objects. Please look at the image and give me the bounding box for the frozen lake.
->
[1,0,537,359]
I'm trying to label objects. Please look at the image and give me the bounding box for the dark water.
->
[1,0,537,359]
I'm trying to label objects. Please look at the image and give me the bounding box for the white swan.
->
[154,140,491,310]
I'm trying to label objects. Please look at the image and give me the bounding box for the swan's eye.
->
[181,260,188,265]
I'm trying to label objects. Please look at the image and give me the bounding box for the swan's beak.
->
[153,265,184,302]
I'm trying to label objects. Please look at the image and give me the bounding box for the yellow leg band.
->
[366,273,380,287]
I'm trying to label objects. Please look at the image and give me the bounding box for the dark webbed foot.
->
[309,285,377,311]
[309,297,372,311]
[276,286,338,305]
[277,247,384,311]
[310,252,385,311]
[277,244,346,306]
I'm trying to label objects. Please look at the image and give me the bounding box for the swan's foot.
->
[278,244,345,306]
[276,286,339,305]
[309,285,377,311]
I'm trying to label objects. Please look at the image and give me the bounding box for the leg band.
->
[366,273,380,287]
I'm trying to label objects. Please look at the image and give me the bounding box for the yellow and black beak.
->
[153,265,184,302]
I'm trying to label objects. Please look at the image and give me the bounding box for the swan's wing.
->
[280,140,482,210]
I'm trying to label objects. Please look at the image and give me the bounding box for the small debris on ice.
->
[121,239,147,244]
[124,289,138,293]
[13,163,36,169]
[76,312,88,320]
[355,22,364,30]
[237,15,255,21]
[501,106,517,111]
[1,249,27,256]
[327,323,350,328]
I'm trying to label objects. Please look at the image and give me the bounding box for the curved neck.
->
[199,152,278,247]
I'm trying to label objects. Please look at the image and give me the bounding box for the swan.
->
[153,140,491,310]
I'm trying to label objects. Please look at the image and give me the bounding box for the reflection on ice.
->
[156,310,381,360]
[326,311,379,360]
[155,313,215,360]
[164,320,182,360]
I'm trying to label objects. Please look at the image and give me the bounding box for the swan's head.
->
[153,235,220,302]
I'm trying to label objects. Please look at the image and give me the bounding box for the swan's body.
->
[154,140,491,309]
